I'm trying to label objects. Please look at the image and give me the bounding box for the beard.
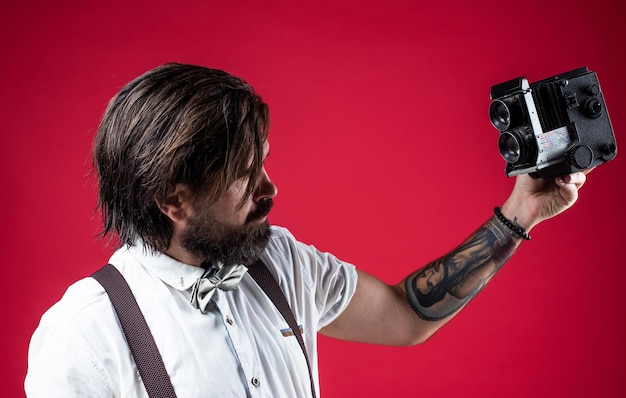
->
[180,198,273,267]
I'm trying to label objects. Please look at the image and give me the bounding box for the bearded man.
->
[25,63,588,397]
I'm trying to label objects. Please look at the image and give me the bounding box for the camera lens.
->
[489,100,512,131]
[499,133,521,163]
[498,126,534,164]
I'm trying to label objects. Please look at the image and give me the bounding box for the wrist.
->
[499,199,541,232]
[494,207,531,240]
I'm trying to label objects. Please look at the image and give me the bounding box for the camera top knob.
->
[587,84,600,96]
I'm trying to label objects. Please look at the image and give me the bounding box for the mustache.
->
[246,198,274,223]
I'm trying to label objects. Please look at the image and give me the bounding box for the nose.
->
[253,167,278,202]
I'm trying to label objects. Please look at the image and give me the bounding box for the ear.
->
[155,184,194,223]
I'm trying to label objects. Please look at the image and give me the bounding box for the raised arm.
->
[320,172,588,345]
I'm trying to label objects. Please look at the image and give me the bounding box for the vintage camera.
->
[489,67,617,178]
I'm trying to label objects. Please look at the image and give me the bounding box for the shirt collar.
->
[113,242,208,291]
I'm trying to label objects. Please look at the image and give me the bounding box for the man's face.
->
[180,141,277,266]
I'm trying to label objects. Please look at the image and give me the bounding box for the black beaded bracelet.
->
[494,207,531,240]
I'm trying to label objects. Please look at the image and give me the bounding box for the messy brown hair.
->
[93,63,270,251]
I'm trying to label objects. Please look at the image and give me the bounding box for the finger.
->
[571,172,587,188]
[556,176,581,205]
[559,172,587,187]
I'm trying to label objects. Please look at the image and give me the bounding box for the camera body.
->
[489,67,617,178]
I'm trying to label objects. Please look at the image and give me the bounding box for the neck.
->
[163,242,203,267]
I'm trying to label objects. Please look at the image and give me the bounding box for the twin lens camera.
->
[489,67,617,178]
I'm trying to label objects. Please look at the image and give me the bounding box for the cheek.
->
[208,180,254,224]
[210,203,244,224]
[218,198,253,225]
[229,178,250,197]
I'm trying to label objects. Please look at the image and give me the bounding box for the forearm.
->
[403,214,523,324]
[323,212,528,346]
[326,212,527,345]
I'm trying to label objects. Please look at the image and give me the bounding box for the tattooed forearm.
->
[405,216,519,321]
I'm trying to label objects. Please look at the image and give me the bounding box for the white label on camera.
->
[537,126,571,153]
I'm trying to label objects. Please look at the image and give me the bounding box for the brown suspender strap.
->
[92,264,178,398]
[248,259,318,398]
[92,260,317,398]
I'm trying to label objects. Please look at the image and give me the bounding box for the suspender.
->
[92,265,178,398]
[92,259,317,398]
[247,259,318,398]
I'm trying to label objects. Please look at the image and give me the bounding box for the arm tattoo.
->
[405,216,519,321]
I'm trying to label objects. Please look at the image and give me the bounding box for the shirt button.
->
[251,377,260,387]
[226,316,234,325]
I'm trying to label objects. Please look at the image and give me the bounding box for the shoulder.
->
[262,226,358,328]
[263,225,301,263]
[263,226,317,272]
[30,275,124,356]
[262,225,357,290]
[26,276,123,396]
[265,225,356,270]
[268,225,296,242]
[38,276,114,330]
[265,225,324,259]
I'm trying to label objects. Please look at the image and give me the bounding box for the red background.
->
[2,1,625,397]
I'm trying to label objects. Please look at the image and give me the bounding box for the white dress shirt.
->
[25,226,357,397]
